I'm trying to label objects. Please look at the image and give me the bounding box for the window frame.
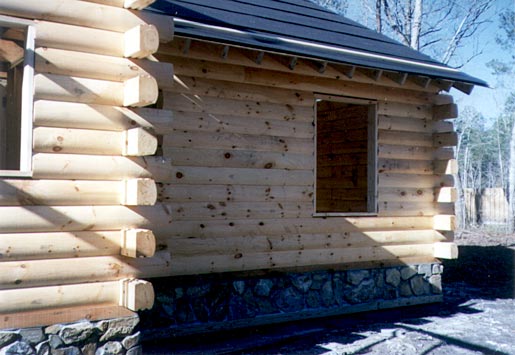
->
[0,15,35,177]
[313,94,378,217]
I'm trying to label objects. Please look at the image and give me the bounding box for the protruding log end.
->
[433,103,458,120]
[122,178,157,205]
[433,215,456,231]
[433,242,458,259]
[123,127,158,156]
[121,228,156,258]
[123,75,158,107]
[124,24,159,58]
[119,278,155,311]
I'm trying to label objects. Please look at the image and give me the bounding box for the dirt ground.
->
[143,230,515,355]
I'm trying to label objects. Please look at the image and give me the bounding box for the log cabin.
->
[0,0,487,351]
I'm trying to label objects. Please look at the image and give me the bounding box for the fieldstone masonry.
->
[0,316,141,355]
[140,263,444,337]
[1,264,444,351]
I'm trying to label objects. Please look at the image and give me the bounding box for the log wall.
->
[0,0,172,326]
[0,1,458,328]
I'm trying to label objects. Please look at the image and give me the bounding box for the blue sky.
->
[455,0,514,120]
[344,0,514,120]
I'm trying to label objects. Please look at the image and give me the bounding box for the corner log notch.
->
[0,0,172,328]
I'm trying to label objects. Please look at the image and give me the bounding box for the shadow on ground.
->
[142,245,515,355]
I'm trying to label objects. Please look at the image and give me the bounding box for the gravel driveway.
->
[143,234,515,355]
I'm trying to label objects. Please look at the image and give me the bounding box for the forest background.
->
[312,0,515,232]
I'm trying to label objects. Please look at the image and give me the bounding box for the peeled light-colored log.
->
[81,0,156,10]
[124,24,159,58]
[32,153,153,180]
[435,187,457,203]
[167,244,436,276]
[433,214,456,231]
[0,278,153,313]
[434,159,458,175]
[34,73,158,107]
[0,178,156,206]
[123,127,158,156]
[0,0,174,42]
[34,100,173,133]
[0,205,170,233]
[121,228,156,258]
[120,278,154,311]
[0,251,172,289]
[433,242,458,259]
[35,47,174,88]
[0,228,156,261]
[122,179,157,205]
[0,281,119,313]
[433,132,458,147]
[35,20,125,57]
[33,127,157,156]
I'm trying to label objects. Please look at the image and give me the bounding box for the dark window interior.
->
[316,99,376,214]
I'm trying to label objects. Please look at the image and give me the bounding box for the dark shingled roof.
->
[147,0,487,87]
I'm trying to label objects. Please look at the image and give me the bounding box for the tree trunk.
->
[376,0,382,33]
[410,0,422,49]
[508,121,515,232]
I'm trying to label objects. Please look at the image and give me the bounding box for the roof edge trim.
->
[174,18,461,74]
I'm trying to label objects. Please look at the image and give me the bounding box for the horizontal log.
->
[378,173,454,188]
[0,229,155,260]
[35,47,174,88]
[378,115,432,133]
[378,201,454,217]
[34,73,158,107]
[378,187,436,202]
[33,127,157,156]
[164,148,313,170]
[33,153,152,180]
[0,304,135,330]
[158,38,440,94]
[163,92,313,123]
[0,178,154,205]
[166,244,436,276]
[0,278,153,313]
[81,0,156,10]
[163,217,435,239]
[34,100,173,133]
[166,201,313,220]
[0,205,171,233]
[158,184,313,203]
[170,75,314,107]
[162,130,312,154]
[377,159,433,175]
[35,21,124,56]
[433,94,454,106]
[377,101,432,119]
[378,130,432,147]
[0,0,174,41]
[166,230,446,256]
[163,55,434,105]
[378,144,454,160]
[32,153,313,185]
[171,111,313,139]
[0,251,172,289]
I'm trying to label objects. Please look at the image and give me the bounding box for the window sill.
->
[313,212,378,217]
[0,170,33,178]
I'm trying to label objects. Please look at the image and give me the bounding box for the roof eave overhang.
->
[172,18,489,89]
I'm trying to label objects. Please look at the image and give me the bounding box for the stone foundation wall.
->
[0,316,141,355]
[140,263,444,338]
